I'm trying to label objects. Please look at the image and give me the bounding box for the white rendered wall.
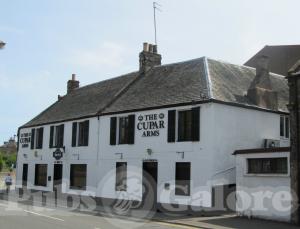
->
[235,152,291,222]
[16,102,289,208]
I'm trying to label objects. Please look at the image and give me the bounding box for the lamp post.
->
[0,40,6,49]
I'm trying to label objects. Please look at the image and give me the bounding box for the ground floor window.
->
[70,164,87,190]
[175,162,191,196]
[247,157,288,174]
[34,164,47,186]
[115,162,127,191]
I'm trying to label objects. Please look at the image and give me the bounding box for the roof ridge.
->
[153,56,206,69]
[207,57,286,78]
[73,71,139,92]
[203,57,213,99]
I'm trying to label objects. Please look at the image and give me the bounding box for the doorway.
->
[142,161,158,210]
[22,164,28,187]
[53,164,63,191]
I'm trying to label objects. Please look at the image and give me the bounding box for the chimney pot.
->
[139,42,162,73]
[67,73,79,94]
[143,42,149,52]
[149,44,153,53]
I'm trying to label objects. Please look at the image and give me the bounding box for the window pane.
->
[175,162,191,196]
[247,158,287,174]
[34,164,47,186]
[280,116,284,137]
[78,121,89,146]
[119,117,129,144]
[285,117,290,138]
[70,164,87,190]
[178,110,192,141]
[116,162,127,191]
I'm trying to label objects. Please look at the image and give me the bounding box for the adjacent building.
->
[0,137,17,154]
[245,45,300,76]
[16,43,289,211]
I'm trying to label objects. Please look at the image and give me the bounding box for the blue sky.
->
[0,0,299,143]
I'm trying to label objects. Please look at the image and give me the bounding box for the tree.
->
[0,156,3,172]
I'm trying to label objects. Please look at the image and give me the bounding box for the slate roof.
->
[244,45,300,76]
[22,57,289,128]
[23,72,138,127]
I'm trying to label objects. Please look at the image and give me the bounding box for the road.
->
[0,199,196,229]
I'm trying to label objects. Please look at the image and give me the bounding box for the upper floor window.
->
[247,157,288,174]
[178,110,193,141]
[119,117,129,144]
[168,107,200,143]
[72,120,89,147]
[110,115,135,145]
[30,127,44,149]
[49,124,64,148]
[280,116,290,139]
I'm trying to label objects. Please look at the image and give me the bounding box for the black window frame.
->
[114,115,135,145]
[50,124,64,148]
[178,110,193,142]
[115,162,127,191]
[31,127,44,149]
[175,162,191,196]
[70,164,87,190]
[72,120,89,147]
[118,116,129,144]
[34,164,47,187]
[280,116,290,139]
[35,127,44,149]
[247,157,288,174]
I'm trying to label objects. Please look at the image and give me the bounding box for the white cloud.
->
[64,41,128,70]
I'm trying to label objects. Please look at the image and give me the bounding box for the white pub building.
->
[16,43,290,213]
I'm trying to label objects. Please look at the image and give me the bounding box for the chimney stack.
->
[139,42,162,73]
[67,73,79,94]
[247,55,278,110]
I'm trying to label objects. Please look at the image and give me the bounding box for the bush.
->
[4,154,16,169]
[0,158,3,172]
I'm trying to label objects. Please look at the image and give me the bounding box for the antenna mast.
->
[153,2,161,45]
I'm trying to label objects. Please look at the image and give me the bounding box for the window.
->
[34,164,47,186]
[247,158,288,174]
[280,116,290,139]
[49,124,64,148]
[30,127,44,149]
[119,117,129,144]
[70,164,87,190]
[72,120,89,147]
[178,110,192,141]
[175,162,191,196]
[110,115,135,145]
[115,162,127,191]
[168,107,200,143]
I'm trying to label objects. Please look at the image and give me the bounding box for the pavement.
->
[0,190,298,229]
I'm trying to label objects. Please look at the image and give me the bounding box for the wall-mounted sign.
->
[20,132,31,148]
[137,113,165,137]
[53,148,63,160]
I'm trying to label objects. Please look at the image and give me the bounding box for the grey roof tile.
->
[22,57,289,128]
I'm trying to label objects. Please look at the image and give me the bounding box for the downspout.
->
[295,77,300,224]
[97,116,100,162]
